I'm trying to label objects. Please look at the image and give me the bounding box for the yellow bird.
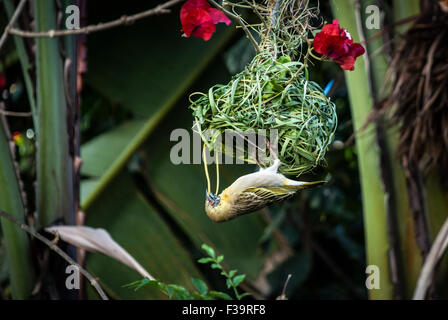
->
[205,159,326,222]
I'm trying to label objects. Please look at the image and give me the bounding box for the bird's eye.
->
[208,200,214,206]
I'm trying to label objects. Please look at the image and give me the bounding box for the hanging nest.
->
[191,52,336,176]
[190,0,336,176]
[381,1,448,183]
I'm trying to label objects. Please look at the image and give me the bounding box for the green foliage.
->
[198,244,250,300]
[124,243,249,300]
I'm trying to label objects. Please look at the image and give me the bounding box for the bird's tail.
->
[285,180,327,190]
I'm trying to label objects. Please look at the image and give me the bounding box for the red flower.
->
[180,0,231,41]
[313,20,365,71]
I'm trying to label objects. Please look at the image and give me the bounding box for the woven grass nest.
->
[190,52,337,176]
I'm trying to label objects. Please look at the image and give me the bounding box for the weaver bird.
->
[205,159,326,222]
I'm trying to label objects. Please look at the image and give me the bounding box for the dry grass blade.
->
[413,217,448,299]
[46,225,154,280]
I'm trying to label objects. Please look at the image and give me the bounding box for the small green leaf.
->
[232,274,246,287]
[226,278,232,289]
[229,270,237,278]
[211,263,221,269]
[201,243,215,258]
[123,278,161,291]
[174,291,188,300]
[238,292,251,299]
[166,286,175,298]
[191,278,208,295]
[216,255,224,263]
[198,257,213,264]
[122,278,147,289]
[167,284,191,300]
[208,291,233,300]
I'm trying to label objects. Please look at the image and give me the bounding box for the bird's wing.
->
[234,186,295,214]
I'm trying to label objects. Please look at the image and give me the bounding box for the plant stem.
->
[34,0,74,227]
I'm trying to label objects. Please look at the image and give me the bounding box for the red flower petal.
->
[348,42,365,58]
[336,55,356,71]
[180,0,231,41]
[180,0,211,23]
[314,33,347,59]
[182,8,212,38]
[320,20,341,36]
[191,18,216,41]
[207,8,231,25]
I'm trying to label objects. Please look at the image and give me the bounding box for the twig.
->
[0,209,109,300]
[0,0,28,52]
[0,110,33,117]
[209,0,260,53]
[8,0,184,38]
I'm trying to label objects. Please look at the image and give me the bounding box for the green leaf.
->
[168,284,192,300]
[208,291,233,300]
[229,270,237,278]
[85,173,201,299]
[0,121,34,299]
[197,257,213,264]
[226,278,233,289]
[138,279,162,291]
[216,255,224,263]
[232,274,246,287]
[192,291,209,300]
[201,244,216,259]
[166,285,175,298]
[123,277,151,290]
[238,292,251,299]
[82,120,145,178]
[191,278,208,295]
[211,263,221,270]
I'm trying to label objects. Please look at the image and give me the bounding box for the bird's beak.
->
[206,190,212,202]
[206,191,219,207]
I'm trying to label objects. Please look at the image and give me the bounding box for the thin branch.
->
[0,109,33,117]
[209,0,260,53]
[8,0,184,38]
[0,209,109,300]
[0,0,28,52]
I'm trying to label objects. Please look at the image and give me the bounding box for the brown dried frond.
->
[382,2,448,184]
